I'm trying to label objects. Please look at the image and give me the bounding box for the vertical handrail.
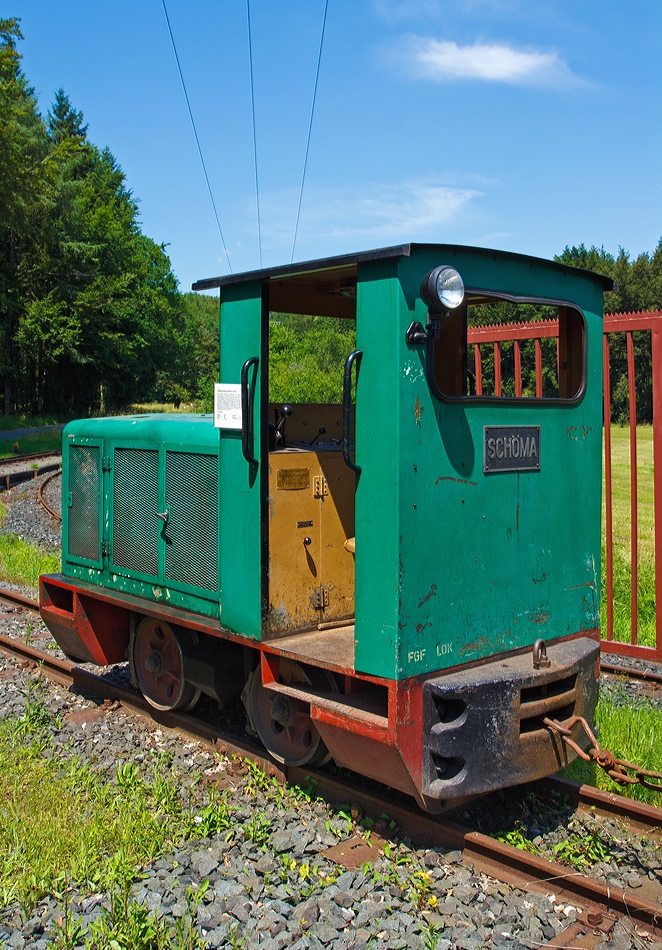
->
[535,339,543,398]
[627,332,638,644]
[342,350,362,475]
[494,342,502,396]
[603,335,614,641]
[240,356,259,466]
[474,344,483,395]
[652,325,662,656]
[514,341,522,397]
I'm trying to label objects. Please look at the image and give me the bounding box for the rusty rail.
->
[37,469,62,523]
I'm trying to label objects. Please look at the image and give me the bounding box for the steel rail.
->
[37,469,62,523]
[1,624,662,939]
[0,588,40,612]
[0,449,61,467]
[601,659,662,686]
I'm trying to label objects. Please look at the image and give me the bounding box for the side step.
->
[262,680,392,740]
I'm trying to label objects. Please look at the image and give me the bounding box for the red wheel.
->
[248,659,336,767]
[130,618,200,712]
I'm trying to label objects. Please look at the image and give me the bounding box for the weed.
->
[45,883,87,950]
[554,830,608,870]
[242,814,271,848]
[337,809,353,835]
[495,820,536,852]
[1,676,59,745]
[408,869,433,907]
[171,881,209,950]
[422,920,442,950]
[192,791,233,838]
[227,920,244,949]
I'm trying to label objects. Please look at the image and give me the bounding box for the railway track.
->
[37,469,62,522]
[1,583,662,947]
[0,449,61,467]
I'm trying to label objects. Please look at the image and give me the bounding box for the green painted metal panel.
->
[165,450,218,592]
[61,415,222,618]
[217,280,264,639]
[354,246,604,680]
[64,438,103,568]
[354,259,402,679]
[111,445,160,579]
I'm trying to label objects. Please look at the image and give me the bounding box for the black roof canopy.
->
[191,243,618,293]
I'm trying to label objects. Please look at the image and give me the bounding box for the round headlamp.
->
[420,265,465,311]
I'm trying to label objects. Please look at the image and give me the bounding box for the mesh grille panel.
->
[113,448,159,576]
[165,452,218,591]
[68,445,100,561]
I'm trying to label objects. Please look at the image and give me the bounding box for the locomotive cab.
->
[40,243,615,811]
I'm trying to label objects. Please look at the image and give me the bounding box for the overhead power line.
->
[246,0,262,269]
[291,0,329,264]
[161,0,232,273]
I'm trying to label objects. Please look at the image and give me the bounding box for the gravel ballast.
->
[0,470,61,550]
[0,604,656,950]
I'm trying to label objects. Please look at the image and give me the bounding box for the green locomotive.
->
[40,243,614,811]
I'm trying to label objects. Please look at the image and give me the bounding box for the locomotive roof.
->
[192,242,618,293]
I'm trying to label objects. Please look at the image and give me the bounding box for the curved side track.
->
[1,592,662,945]
[37,469,62,523]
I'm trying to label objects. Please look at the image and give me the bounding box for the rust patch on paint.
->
[417,584,437,608]
[567,425,593,441]
[532,572,547,584]
[531,606,552,624]
[414,397,423,426]
[460,637,492,655]
[416,621,432,633]
[434,476,477,487]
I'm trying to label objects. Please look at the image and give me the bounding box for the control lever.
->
[274,404,292,448]
[309,425,326,446]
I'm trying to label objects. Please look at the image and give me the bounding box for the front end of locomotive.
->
[40,243,612,813]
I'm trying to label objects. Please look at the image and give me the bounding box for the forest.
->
[2,17,661,419]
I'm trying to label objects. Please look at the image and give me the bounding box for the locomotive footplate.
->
[422,637,599,800]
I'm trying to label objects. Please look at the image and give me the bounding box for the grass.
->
[0,679,200,912]
[0,414,72,432]
[603,425,656,646]
[0,499,60,590]
[125,402,199,415]
[0,432,63,458]
[564,684,662,805]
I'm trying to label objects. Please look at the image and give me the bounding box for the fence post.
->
[652,325,662,658]
[603,335,614,642]
[535,339,542,398]
[474,345,483,396]
[514,341,522,397]
[494,343,501,397]
[626,332,638,644]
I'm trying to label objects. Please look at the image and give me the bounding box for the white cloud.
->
[259,180,481,251]
[396,36,581,87]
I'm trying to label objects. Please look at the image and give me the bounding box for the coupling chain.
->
[543,715,662,792]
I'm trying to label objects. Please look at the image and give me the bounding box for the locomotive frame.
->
[40,242,615,812]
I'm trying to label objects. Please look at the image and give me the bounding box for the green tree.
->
[556,241,662,423]
[0,17,48,414]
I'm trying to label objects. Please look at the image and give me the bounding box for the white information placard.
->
[214,383,242,429]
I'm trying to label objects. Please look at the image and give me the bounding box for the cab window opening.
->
[431,297,585,402]
[269,312,357,406]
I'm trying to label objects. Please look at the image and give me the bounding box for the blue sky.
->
[15,0,662,291]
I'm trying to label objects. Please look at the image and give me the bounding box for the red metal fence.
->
[467,310,662,659]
